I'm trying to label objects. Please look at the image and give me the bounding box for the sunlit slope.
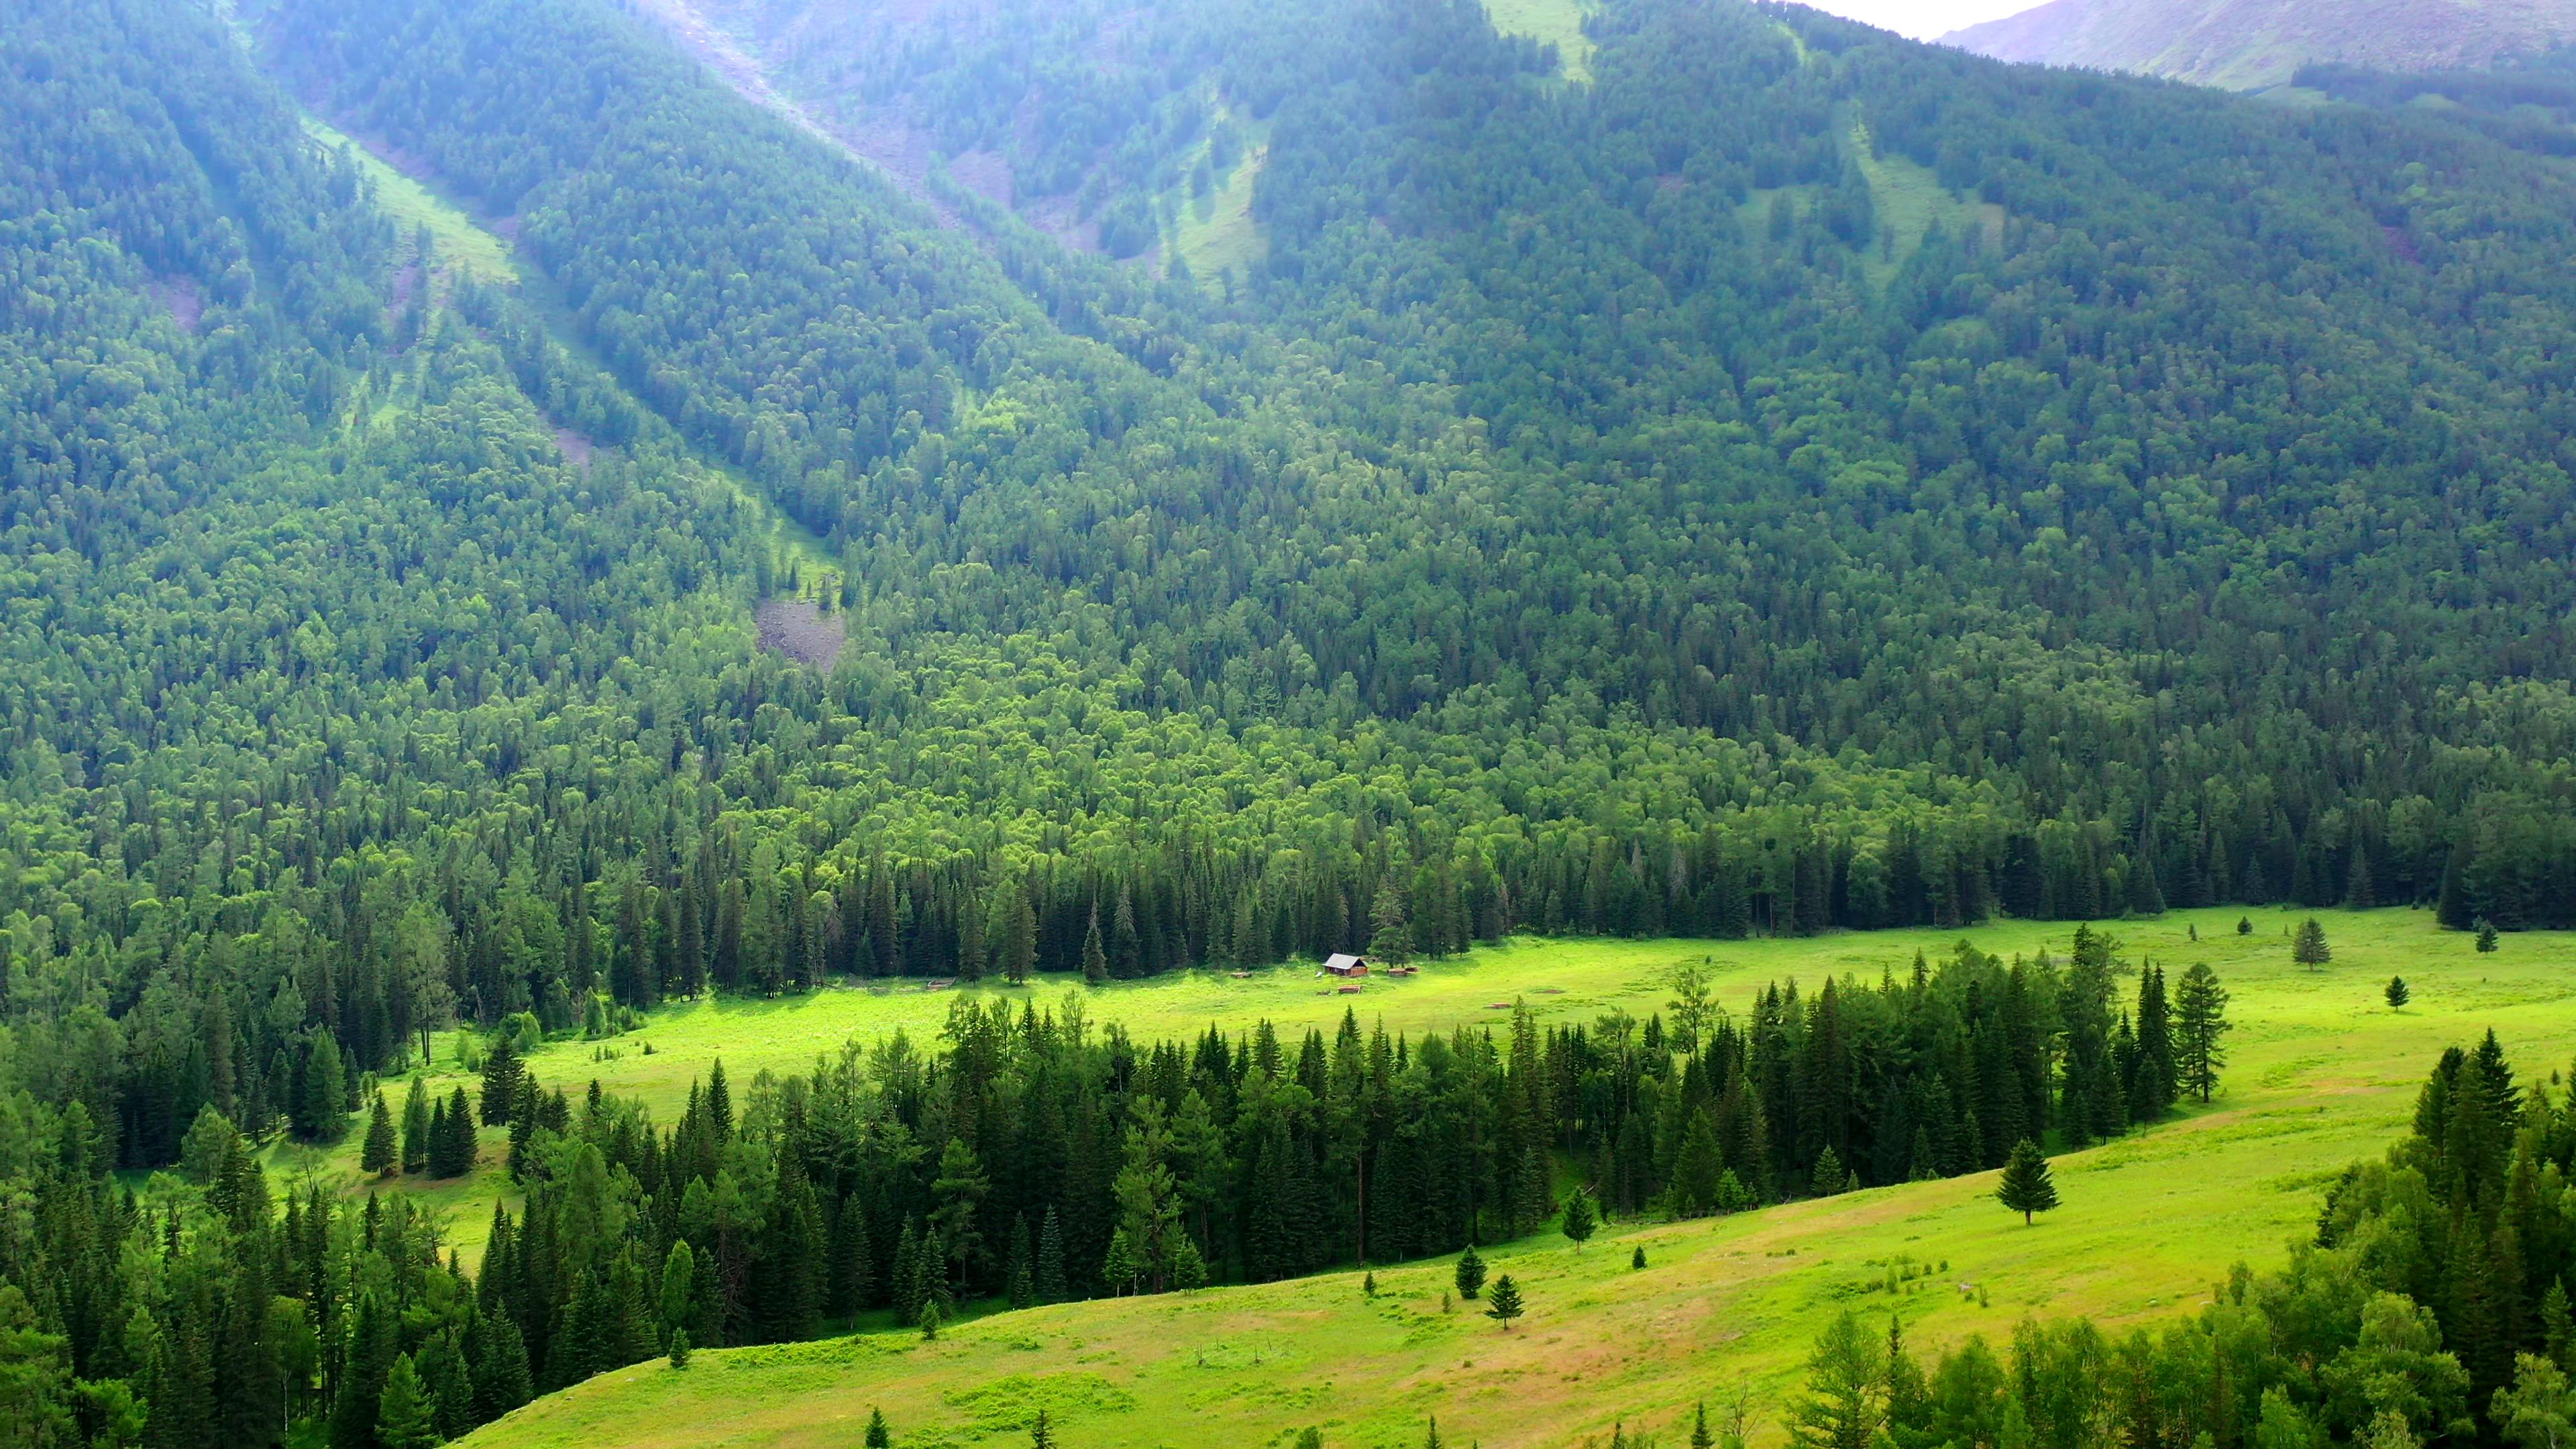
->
[458,908,2576,1448]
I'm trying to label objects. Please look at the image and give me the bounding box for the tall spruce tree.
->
[1998,1138,2058,1224]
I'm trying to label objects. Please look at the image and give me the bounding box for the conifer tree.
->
[2293,918,2332,969]
[481,1035,523,1124]
[1560,1186,1596,1249]
[1455,1243,1486,1299]
[2479,921,2501,953]
[2387,977,2410,1010]
[379,1352,439,1449]
[1368,879,1411,965]
[1811,1147,1847,1197]
[1485,1273,1524,1330]
[866,1409,892,1448]
[401,1075,431,1174]
[661,1240,696,1338]
[1693,1403,1714,1449]
[1030,1408,1056,1448]
[1081,906,1109,985]
[668,1327,690,1369]
[362,1091,398,1175]
[1998,1138,2058,1224]
[2174,963,2232,1103]
[1633,1245,1647,1271]
[1008,1214,1034,1310]
[1037,1206,1069,1303]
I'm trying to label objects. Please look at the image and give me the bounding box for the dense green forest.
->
[0,920,2222,1444]
[7,0,2576,1175]
[11,0,2576,1439]
[1775,1030,2576,1449]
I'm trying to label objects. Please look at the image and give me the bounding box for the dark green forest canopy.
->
[7,0,2576,1183]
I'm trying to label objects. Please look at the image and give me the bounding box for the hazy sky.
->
[1796,0,2049,41]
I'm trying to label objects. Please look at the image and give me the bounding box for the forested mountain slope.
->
[1944,0,2576,91]
[6,0,2576,1201]
[12,0,2576,1440]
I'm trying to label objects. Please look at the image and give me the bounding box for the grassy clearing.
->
[1849,120,2004,286]
[300,115,517,288]
[1484,0,1596,84]
[343,910,2564,1392]
[1169,140,1269,286]
[461,907,2576,1447]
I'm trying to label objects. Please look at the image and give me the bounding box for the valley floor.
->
[386,906,2576,1448]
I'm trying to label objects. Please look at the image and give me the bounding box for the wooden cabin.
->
[1321,953,1370,978]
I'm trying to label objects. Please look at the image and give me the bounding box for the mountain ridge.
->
[1942,0,2576,89]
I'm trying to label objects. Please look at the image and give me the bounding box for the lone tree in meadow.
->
[2174,963,2232,1103]
[2478,920,2500,953]
[1561,1186,1597,1250]
[1454,1243,1486,1299]
[1998,1138,2058,1225]
[1485,1273,1525,1330]
[2293,918,2332,969]
[1030,1408,1056,1449]
[865,1409,892,1448]
[2386,976,2410,1010]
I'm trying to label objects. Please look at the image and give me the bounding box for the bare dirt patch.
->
[755,596,844,670]
[951,148,1016,208]
[553,427,597,468]
[152,276,205,333]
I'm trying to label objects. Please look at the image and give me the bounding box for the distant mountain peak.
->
[1941,0,2576,90]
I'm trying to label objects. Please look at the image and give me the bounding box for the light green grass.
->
[1169,139,1269,286]
[413,907,2576,1449]
[1483,0,1595,84]
[1849,120,2005,286]
[300,115,517,286]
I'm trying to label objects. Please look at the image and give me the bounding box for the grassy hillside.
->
[1943,0,2576,90]
[355,904,2573,1448]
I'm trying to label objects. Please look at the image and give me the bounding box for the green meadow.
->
[285,906,2576,1446]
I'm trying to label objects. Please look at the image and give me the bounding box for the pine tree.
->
[2237,916,2253,935]
[1030,1407,1057,1449]
[1560,1186,1596,1249]
[2479,921,2501,953]
[1998,1138,2058,1224]
[1693,1403,1714,1449]
[2174,963,2232,1103]
[1037,1206,1069,1303]
[481,1035,523,1124]
[866,1409,892,1448]
[1484,1273,1524,1330]
[917,1299,942,1340]
[661,1240,696,1338]
[362,1091,397,1175]
[1632,1245,1647,1271]
[1081,906,1109,985]
[378,1352,439,1449]
[298,1032,347,1140]
[1008,1214,1034,1310]
[1368,880,1411,965]
[1454,1244,1486,1300]
[401,1075,431,1173]
[2387,976,2410,1010]
[2293,918,2332,969]
[1811,1147,1847,1197]
[667,1328,690,1369]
